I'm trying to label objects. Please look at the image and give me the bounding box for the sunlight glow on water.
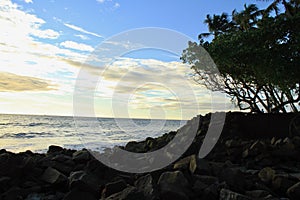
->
[0,114,185,153]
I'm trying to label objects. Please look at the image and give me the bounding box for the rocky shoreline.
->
[0,112,300,200]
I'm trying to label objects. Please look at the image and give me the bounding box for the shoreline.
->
[1,112,300,199]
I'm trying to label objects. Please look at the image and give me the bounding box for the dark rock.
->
[193,175,218,185]
[124,141,147,153]
[272,174,298,195]
[64,189,97,200]
[105,186,145,200]
[258,167,275,183]
[287,182,300,200]
[189,156,211,175]
[173,155,193,170]
[201,183,220,200]
[1,186,28,200]
[134,174,155,199]
[245,190,270,198]
[102,179,128,198]
[41,167,68,188]
[219,167,247,192]
[219,188,251,200]
[158,171,190,200]
[48,145,64,154]
[72,150,90,163]
[0,177,11,192]
[69,170,103,196]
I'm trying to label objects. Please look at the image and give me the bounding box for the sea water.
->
[0,114,185,153]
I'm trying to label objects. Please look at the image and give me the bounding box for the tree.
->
[181,1,300,113]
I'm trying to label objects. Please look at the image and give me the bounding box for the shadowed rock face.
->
[0,112,300,200]
[223,112,299,139]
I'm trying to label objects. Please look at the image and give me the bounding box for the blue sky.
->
[0,0,270,119]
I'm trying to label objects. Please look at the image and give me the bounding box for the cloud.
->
[0,72,55,92]
[75,34,89,40]
[60,41,95,52]
[114,2,120,8]
[0,0,59,40]
[96,0,105,3]
[64,23,103,38]
[31,28,60,39]
[24,0,33,3]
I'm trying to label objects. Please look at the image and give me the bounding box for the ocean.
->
[0,114,186,153]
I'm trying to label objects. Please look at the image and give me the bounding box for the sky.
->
[0,0,271,120]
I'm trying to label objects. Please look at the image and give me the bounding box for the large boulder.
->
[41,167,68,189]
[158,171,190,200]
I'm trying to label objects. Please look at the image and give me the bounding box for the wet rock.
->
[219,188,251,200]
[158,171,190,200]
[102,179,128,198]
[287,182,300,200]
[258,167,276,183]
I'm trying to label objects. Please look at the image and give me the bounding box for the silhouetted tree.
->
[182,1,300,113]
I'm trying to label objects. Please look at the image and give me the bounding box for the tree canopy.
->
[181,0,300,113]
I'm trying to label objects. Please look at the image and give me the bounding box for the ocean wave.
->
[0,132,54,139]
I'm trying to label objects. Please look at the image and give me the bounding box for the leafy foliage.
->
[182,1,300,113]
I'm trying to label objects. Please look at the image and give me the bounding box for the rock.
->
[219,167,246,192]
[272,174,298,195]
[1,186,25,200]
[69,170,103,196]
[41,167,68,188]
[0,176,11,192]
[72,150,90,163]
[287,182,300,200]
[193,175,218,185]
[134,174,155,199]
[245,140,266,157]
[225,139,241,148]
[189,156,211,175]
[219,188,251,200]
[173,155,193,170]
[158,171,190,200]
[64,189,97,200]
[192,180,209,195]
[258,167,275,183]
[48,145,64,154]
[124,141,147,153]
[245,190,270,198]
[105,186,145,200]
[102,179,128,198]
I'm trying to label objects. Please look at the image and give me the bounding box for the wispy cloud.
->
[0,72,55,92]
[64,23,103,38]
[60,41,95,52]
[75,34,90,40]
[24,0,33,3]
[114,2,120,8]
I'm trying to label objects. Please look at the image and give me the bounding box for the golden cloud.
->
[0,72,56,92]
